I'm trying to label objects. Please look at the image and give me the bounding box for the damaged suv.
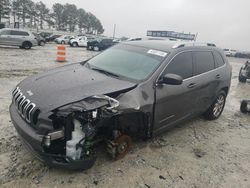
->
[10,41,231,170]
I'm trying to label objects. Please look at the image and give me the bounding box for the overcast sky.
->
[34,0,250,51]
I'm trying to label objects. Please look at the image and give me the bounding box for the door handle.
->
[216,74,221,79]
[187,83,196,88]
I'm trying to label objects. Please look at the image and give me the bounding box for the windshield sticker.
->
[147,49,167,57]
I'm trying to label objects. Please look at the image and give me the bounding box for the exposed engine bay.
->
[41,95,137,167]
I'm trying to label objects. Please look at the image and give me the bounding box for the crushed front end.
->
[10,87,140,170]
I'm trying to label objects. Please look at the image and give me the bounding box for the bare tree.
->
[35,1,49,29]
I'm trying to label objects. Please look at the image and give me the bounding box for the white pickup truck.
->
[223,49,237,57]
[69,36,95,47]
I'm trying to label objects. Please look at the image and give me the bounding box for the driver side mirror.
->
[158,73,183,85]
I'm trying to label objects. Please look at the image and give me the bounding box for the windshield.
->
[86,44,167,81]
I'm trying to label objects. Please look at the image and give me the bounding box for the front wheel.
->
[240,100,249,113]
[204,91,226,120]
[239,70,247,83]
[93,46,99,51]
[61,41,65,44]
[114,135,132,160]
[72,42,78,47]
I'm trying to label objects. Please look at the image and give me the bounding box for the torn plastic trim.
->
[54,95,120,117]
[92,95,119,110]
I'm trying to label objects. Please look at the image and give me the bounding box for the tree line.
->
[0,0,104,34]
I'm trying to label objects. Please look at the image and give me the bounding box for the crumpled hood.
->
[18,63,136,112]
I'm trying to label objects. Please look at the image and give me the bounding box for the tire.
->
[239,72,247,83]
[61,41,65,44]
[204,91,226,120]
[93,46,99,51]
[22,42,32,49]
[72,42,78,47]
[87,45,92,50]
[39,41,45,46]
[240,100,248,114]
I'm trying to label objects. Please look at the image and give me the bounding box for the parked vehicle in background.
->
[55,35,74,44]
[127,37,142,41]
[38,32,52,38]
[239,60,250,82]
[235,51,250,59]
[0,28,38,49]
[87,38,118,51]
[45,34,61,42]
[33,33,46,46]
[69,36,95,47]
[10,41,231,170]
[223,49,237,57]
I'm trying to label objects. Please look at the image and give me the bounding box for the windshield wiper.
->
[91,67,120,78]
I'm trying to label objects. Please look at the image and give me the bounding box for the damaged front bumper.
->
[9,103,96,170]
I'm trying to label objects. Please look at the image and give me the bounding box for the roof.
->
[123,40,217,52]
[123,40,177,52]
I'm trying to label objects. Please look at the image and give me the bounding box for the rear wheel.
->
[61,41,65,44]
[22,42,32,49]
[39,41,45,46]
[204,91,226,120]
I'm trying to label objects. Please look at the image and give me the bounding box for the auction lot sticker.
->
[147,49,168,57]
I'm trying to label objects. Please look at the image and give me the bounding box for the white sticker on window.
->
[147,49,167,57]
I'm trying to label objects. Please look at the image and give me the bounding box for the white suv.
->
[223,49,237,57]
[55,35,74,44]
[0,28,38,49]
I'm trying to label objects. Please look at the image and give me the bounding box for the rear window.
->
[193,51,215,75]
[213,51,225,68]
[10,30,29,36]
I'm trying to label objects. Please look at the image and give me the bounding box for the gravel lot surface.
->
[0,44,250,188]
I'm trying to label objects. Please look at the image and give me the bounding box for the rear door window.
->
[193,51,215,75]
[164,52,193,79]
[213,51,225,68]
[10,30,29,36]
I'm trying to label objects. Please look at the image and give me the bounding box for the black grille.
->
[12,87,36,123]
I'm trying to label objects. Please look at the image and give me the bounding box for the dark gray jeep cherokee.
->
[10,40,231,170]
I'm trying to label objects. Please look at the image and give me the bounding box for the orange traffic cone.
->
[57,45,66,62]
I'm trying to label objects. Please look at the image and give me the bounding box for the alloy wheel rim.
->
[213,95,225,117]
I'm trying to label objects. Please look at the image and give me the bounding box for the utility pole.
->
[113,24,116,39]
[194,32,198,41]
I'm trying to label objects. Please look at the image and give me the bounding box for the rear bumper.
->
[9,103,96,170]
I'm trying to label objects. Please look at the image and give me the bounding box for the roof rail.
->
[172,42,216,49]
